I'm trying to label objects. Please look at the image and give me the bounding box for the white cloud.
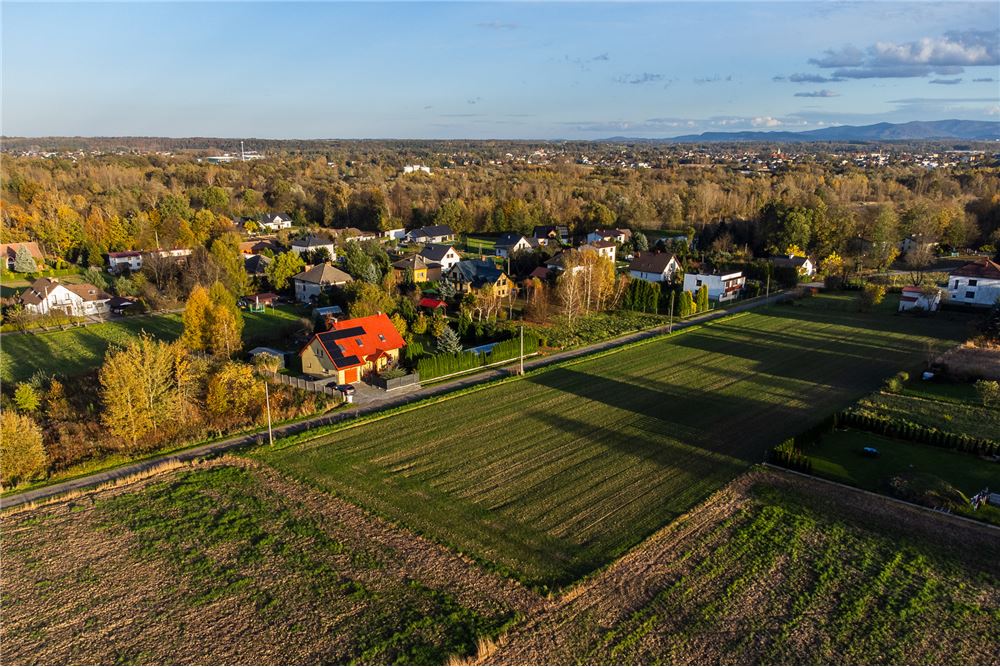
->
[751,116,782,127]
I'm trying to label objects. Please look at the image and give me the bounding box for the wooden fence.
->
[260,370,340,396]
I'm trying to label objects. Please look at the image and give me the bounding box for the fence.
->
[371,372,421,391]
[259,370,340,396]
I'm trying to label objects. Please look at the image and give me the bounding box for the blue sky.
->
[2,1,998,138]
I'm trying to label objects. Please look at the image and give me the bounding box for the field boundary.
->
[761,462,1000,533]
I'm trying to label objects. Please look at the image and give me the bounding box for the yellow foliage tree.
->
[0,411,46,488]
[182,284,212,352]
[206,362,264,423]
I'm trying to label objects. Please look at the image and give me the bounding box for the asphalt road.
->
[1,290,795,509]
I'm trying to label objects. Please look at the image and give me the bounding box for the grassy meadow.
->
[259,294,972,587]
[0,306,302,383]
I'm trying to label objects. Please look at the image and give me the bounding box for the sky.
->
[2,1,999,139]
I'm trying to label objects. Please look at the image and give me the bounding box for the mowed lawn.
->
[257,294,972,587]
[0,306,302,383]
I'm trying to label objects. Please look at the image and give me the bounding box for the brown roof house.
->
[292,263,353,303]
[19,278,111,316]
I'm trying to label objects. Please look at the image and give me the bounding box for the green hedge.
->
[417,333,540,381]
[769,438,813,473]
[839,410,1000,456]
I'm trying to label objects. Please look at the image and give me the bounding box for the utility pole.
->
[668,290,675,333]
[519,325,524,376]
[154,230,160,251]
[765,273,771,306]
[264,380,273,446]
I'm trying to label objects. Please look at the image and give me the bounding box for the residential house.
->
[495,233,539,258]
[333,227,378,242]
[418,297,447,313]
[391,255,430,283]
[578,240,617,264]
[947,258,1000,306]
[900,235,939,255]
[239,238,282,255]
[532,225,570,246]
[417,244,461,273]
[292,262,354,303]
[405,225,454,244]
[244,253,272,277]
[528,266,551,282]
[899,286,942,312]
[770,254,816,277]
[381,227,406,241]
[1,242,44,272]
[19,278,111,316]
[107,251,144,274]
[586,228,631,245]
[628,252,681,282]
[258,212,294,231]
[300,313,406,383]
[291,233,337,260]
[683,268,745,302]
[445,260,513,298]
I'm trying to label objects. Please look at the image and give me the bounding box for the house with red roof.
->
[299,313,406,384]
[947,258,1000,307]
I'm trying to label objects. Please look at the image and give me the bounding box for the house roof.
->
[244,254,272,274]
[19,278,60,305]
[770,255,811,268]
[408,224,453,239]
[418,297,447,310]
[239,239,281,254]
[309,313,406,370]
[292,233,336,248]
[593,228,630,239]
[260,212,291,224]
[392,255,429,271]
[628,252,677,274]
[448,259,506,288]
[581,241,616,251]
[292,262,354,285]
[532,225,569,238]
[66,284,112,302]
[249,292,280,302]
[496,232,526,247]
[418,244,456,262]
[1,241,44,263]
[108,250,143,259]
[951,258,1000,280]
[529,266,551,280]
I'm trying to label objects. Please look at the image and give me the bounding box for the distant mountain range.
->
[621,120,1000,143]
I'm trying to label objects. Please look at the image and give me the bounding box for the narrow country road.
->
[0,290,795,509]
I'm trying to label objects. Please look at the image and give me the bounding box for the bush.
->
[1,411,47,488]
[883,371,909,394]
[417,332,539,381]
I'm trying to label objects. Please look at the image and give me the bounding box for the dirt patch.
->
[1,457,540,665]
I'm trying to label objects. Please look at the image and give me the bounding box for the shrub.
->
[0,411,47,488]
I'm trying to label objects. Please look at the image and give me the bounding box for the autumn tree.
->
[13,383,40,413]
[210,232,250,296]
[182,284,212,352]
[695,284,710,312]
[207,281,244,358]
[345,281,395,318]
[0,411,46,488]
[266,251,305,291]
[206,362,264,424]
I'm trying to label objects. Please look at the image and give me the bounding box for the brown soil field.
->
[479,468,1000,665]
[1,458,540,665]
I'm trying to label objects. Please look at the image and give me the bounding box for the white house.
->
[495,233,539,258]
[107,251,144,274]
[683,269,745,303]
[332,227,378,242]
[770,254,816,277]
[259,212,293,231]
[406,225,454,244]
[628,252,680,282]
[578,240,616,264]
[291,233,337,260]
[947,258,1000,306]
[418,244,462,272]
[403,164,432,175]
[19,278,111,316]
[586,228,631,245]
[899,286,942,312]
[292,263,354,303]
[381,228,406,241]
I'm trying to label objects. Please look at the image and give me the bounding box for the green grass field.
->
[1,306,303,383]
[487,471,1000,664]
[258,294,972,587]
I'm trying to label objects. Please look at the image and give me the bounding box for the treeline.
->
[3,149,999,271]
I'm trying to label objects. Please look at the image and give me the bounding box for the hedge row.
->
[769,438,813,473]
[417,333,540,381]
[840,410,1000,456]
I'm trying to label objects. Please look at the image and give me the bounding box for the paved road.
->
[1,290,794,509]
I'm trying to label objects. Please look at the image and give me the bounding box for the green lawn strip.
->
[254,294,971,588]
[854,390,1000,442]
[1,307,304,383]
[806,428,1000,525]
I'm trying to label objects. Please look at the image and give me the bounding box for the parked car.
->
[862,447,880,458]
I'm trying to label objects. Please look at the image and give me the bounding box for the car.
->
[862,446,880,458]
[335,384,356,395]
